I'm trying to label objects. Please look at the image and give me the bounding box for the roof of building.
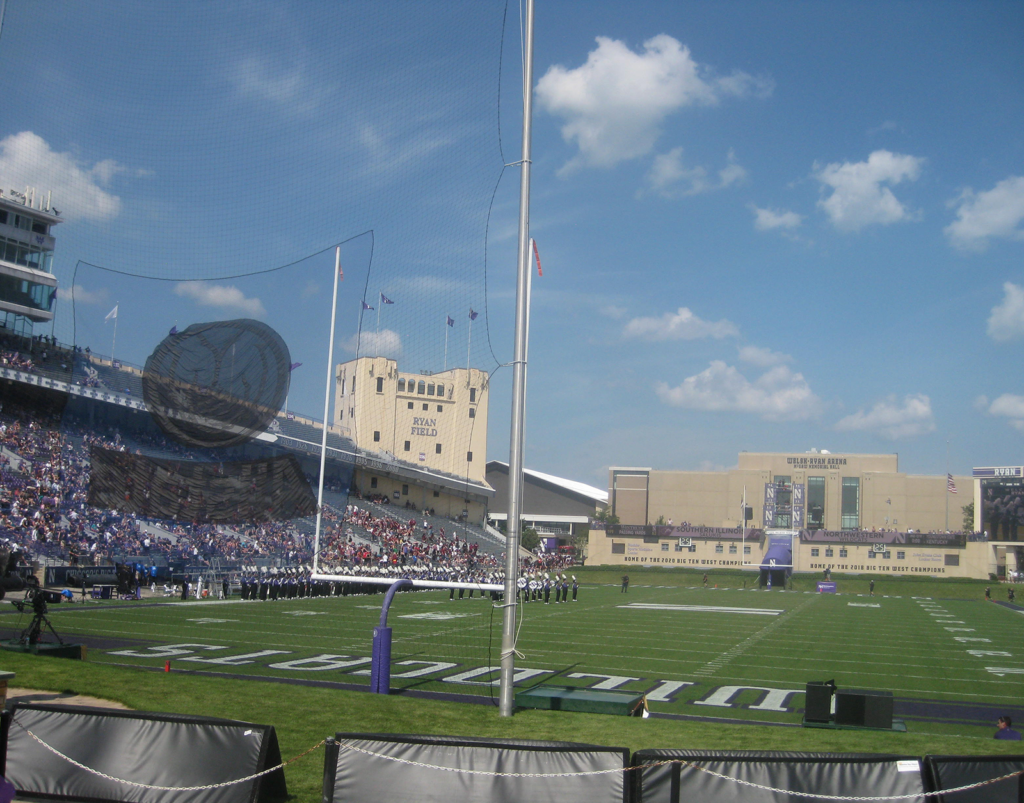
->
[487,461,608,504]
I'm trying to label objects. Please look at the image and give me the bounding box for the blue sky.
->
[1,0,1022,488]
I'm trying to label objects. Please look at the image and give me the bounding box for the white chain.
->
[13,723,1023,801]
[335,741,1024,801]
[15,721,323,792]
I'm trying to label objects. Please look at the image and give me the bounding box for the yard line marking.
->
[618,604,783,615]
[848,603,880,608]
[690,595,819,678]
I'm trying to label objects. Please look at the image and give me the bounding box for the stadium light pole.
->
[499,0,535,718]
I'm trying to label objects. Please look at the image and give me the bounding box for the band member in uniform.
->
[572,575,579,601]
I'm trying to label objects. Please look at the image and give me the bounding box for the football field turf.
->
[13,577,1022,737]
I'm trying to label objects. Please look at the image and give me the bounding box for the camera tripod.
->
[13,595,65,646]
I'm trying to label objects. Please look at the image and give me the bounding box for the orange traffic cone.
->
[164,660,171,672]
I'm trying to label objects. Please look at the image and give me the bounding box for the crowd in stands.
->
[0,393,522,580]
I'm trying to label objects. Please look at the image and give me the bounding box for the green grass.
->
[4,569,1022,801]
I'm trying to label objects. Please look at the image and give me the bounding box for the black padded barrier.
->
[632,750,927,803]
[923,755,1024,802]
[4,703,286,803]
[326,733,630,803]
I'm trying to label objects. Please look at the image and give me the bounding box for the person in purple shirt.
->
[995,716,1022,740]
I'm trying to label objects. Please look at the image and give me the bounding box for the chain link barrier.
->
[13,719,324,793]
[12,720,1024,801]
[335,740,1024,802]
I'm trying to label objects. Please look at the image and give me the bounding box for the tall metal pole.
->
[499,0,535,718]
[313,247,342,575]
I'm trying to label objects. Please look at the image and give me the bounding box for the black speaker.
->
[804,681,835,723]
[835,689,893,729]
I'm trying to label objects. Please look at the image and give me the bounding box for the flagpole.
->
[444,317,449,372]
[499,0,535,718]
[467,314,473,370]
[375,294,381,358]
[945,437,950,532]
[111,304,118,365]
[313,247,342,576]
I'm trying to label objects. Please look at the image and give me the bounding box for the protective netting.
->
[88,447,316,525]
[142,319,291,449]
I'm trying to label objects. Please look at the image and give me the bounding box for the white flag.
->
[105,305,118,321]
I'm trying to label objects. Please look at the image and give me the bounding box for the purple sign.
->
[817,581,837,594]
[800,529,964,547]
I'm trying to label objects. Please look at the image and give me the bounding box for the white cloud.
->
[656,361,821,421]
[599,304,628,319]
[0,131,123,222]
[815,150,923,231]
[174,282,266,317]
[344,329,402,359]
[834,394,935,439]
[642,147,746,198]
[751,205,802,232]
[945,175,1024,251]
[738,345,791,368]
[986,394,1024,433]
[987,282,1024,342]
[623,307,739,341]
[536,34,771,174]
[69,284,109,305]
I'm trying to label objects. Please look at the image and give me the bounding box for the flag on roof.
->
[446,315,454,327]
[469,308,478,320]
[105,304,118,321]
[362,300,374,310]
[289,362,302,371]
[169,325,178,336]
[380,293,394,304]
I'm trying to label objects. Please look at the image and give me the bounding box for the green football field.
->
[15,575,1022,738]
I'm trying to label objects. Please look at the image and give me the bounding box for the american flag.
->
[947,473,958,494]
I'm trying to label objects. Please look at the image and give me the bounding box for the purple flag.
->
[48,287,57,310]
[362,301,374,311]
[380,293,394,304]
[469,309,478,320]
[446,315,454,327]
[169,325,178,335]
[289,362,302,371]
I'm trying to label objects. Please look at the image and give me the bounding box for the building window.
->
[469,408,476,418]
[868,550,876,559]
[467,451,473,462]
[839,548,848,558]
[373,431,380,442]
[729,543,737,554]
[427,383,435,396]
[417,381,425,394]
[611,543,625,554]
[433,491,440,498]
[772,475,792,528]
[883,551,891,560]
[404,441,410,451]
[436,383,444,396]
[811,548,820,557]
[422,403,429,411]
[340,378,346,395]
[469,387,476,402]
[807,476,825,530]
[376,377,384,393]
[370,477,378,489]
[674,543,683,552]
[688,544,697,553]
[398,379,406,392]
[661,543,669,551]
[408,402,414,409]
[824,547,833,557]
[437,405,443,413]
[945,554,960,566]
[715,543,724,554]
[743,545,751,555]
[896,551,905,560]
[841,477,860,530]
[351,378,356,394]
[402,484,409,495]
[435,443,442,454]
